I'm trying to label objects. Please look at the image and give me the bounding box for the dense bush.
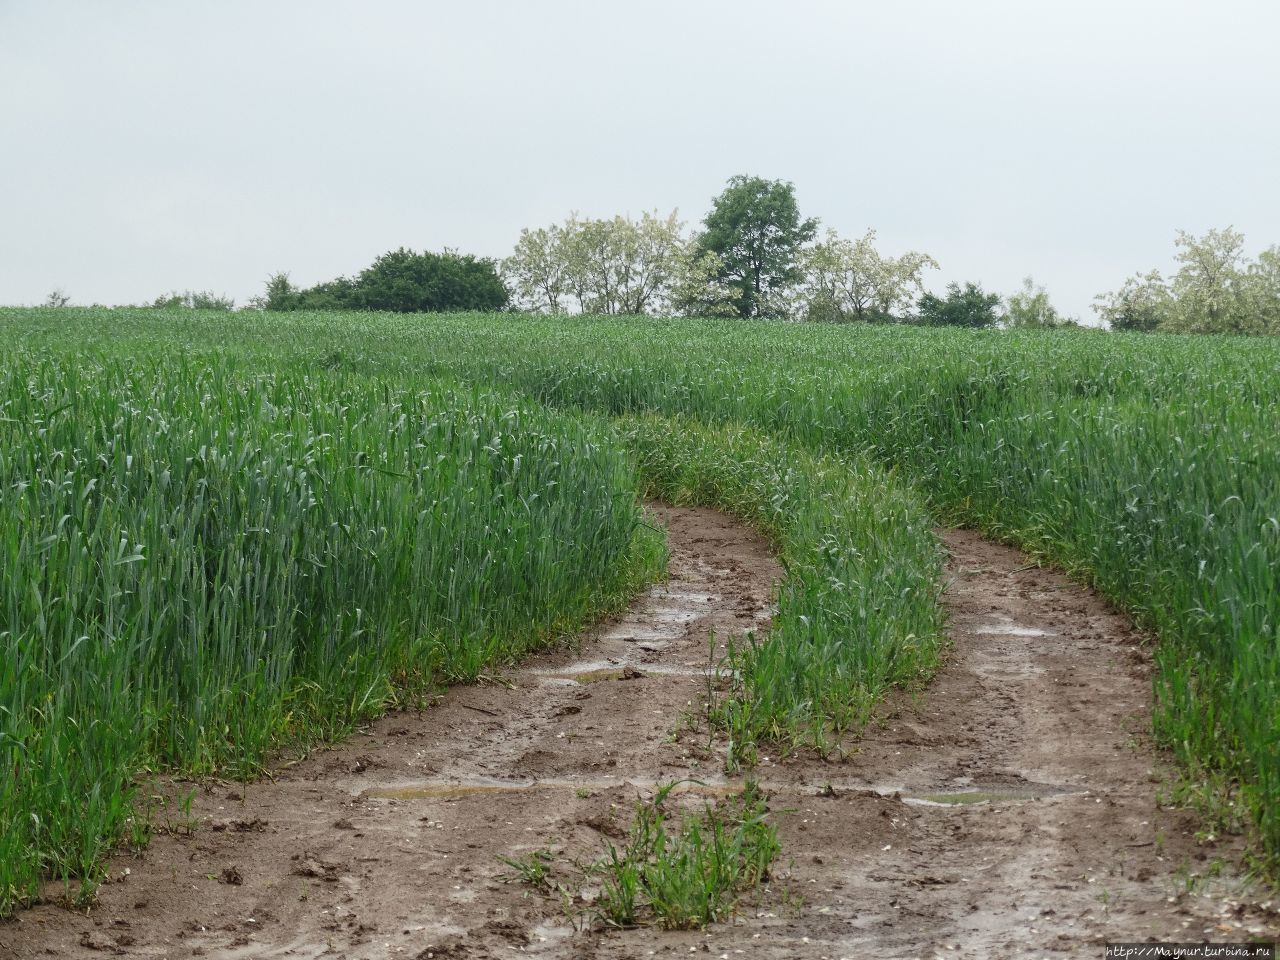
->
[262,248,508,313]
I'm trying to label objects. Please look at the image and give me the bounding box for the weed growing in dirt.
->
[593,781,779,930]
[496,849,555,891]
[494,782,778,931]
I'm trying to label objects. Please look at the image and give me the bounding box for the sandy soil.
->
[3,506,1276,960]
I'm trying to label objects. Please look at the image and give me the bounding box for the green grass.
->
[495,782,779,931]
[619,414,943,764]
[593,781,779,930]
[0,339,659,915]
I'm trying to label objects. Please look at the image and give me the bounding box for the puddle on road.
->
[597,592,710,643]
[568,668,629,684]
[362,777,745,802]
[362,775,1083,806]
[909,790,1046,806]
[974,623,1054,637]
[648,606,702,622]
[526,660,710,683]
[602,623,684,642]
[657,590,718,604]
[903,781,1083,807]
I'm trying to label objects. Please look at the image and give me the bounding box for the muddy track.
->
[3,507,1276,960]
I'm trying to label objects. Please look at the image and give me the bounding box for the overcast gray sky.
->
[3,0,1278,320]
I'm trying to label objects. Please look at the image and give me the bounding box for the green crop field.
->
[1,307,1277,914]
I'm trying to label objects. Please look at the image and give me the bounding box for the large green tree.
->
[696,175,818,319]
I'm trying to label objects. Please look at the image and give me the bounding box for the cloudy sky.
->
[2,0,1277,320]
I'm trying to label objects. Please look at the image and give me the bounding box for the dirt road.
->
[3,506,1275,959]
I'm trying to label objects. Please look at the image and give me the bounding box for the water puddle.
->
[568,668,629,684]
[364,779,538,801]
[602,622,684,642]
[647,606,702,622]
[362,774,1082,806]
[907,790,1044,806]
[901,780,1083,807]
[362,777,745,802]
[526,660,710,683]
[657,590,718,604]
[974,622,1054,637]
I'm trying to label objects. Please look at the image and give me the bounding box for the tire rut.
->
[3,513,1276,959]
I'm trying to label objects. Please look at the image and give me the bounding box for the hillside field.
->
[1,307,1277,918]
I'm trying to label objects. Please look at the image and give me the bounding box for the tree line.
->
[502,176,992,326]
[38,174,1279,334]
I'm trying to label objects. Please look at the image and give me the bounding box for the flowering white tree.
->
[800,229,938,322]
[505,225,570,313]
[504,209,701,316]
[1094,228,1280,334]
[1003,277,1076,329]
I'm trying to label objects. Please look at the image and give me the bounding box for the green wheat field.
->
[1,307,1276,913]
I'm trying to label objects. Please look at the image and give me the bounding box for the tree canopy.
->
[916,282,1002,328]
[1002,277,1076,329]
[503,211,735,317]
[696,176,818,319]
[801,229,938,323]
[1094,228,1280,334]
[261,249,507,313]
[152,290,235,310]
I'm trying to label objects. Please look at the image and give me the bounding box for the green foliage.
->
[496,849,555,890]
[802,228,938,323]
[494,782,779,931]
[294,275,362,311]
[356,247,508,313]
[151,290,235,310]
[696,175,818,319]
[1248,247,1280,332]
[1094,269,1169,331]
[235,308,1274,869]
[1094,228,1280,334]
[262,249,508,313]
[504,211,731,317]
[505,225,570,313]
[1002,276,1075,329]
[916,281,1002,327]
[0,315,660,915]
[593,782,778,929]
[619,415,943,761]
[253,272,299,311]
[504,186,940,322]
[4,305,1280,887]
